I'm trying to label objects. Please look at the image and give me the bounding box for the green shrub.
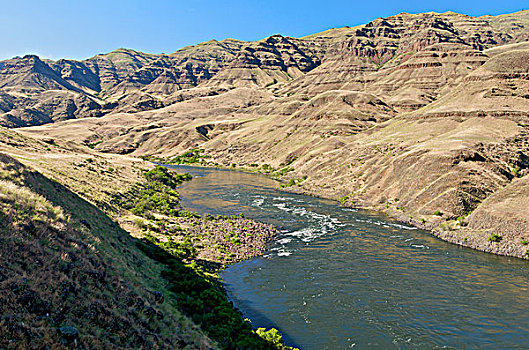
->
[136,240,288,349]
[275,166,293,177]
[434,210,442,216]
[167,148,209,165]
[488,233,502,242]
[161,238,197,260]
[456,216,467,226]
[144,166,192,188]
[257,328,285,348]
[117,166,191,217]
[280,177,306,189]
[512,166,521,177]
[134,218,146,228]
[87,140,103,149]
[178,210,200,218]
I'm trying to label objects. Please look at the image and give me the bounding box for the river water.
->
[169,165,529,349]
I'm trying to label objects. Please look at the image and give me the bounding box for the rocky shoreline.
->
[121,164,279,267]
[279,184,529,261]
[363,205,529,261]
[431,229,529,260]
[160,161,529,261]
[177,215,279,265]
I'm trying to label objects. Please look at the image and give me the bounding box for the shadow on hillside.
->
[135,234,299,349]
[0,153,129,246]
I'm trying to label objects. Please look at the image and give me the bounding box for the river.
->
[169,164,529,349]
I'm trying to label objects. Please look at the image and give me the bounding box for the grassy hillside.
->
[0,128,294,349]
[0,153,213,348]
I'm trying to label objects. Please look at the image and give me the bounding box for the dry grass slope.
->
[0,153,214,348]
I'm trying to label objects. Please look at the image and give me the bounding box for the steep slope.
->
[467,175,529,240]
[409,48,529,118]
[0,129,214,348]
[46,58,102,93]
[82,48,160,95]
[486,10,529,43]
[364,42,488,111]
[0,55,105,127]
[205,34,321,88]
[276,11,529,109]
[0,55,80,93]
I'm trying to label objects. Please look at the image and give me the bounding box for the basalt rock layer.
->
[4,10,529,258]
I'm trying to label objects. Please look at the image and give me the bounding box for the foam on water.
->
[277,238,293,244]
[277,251,293,257]
[252,196,265,207]
[389,222,417,230]
[273,201,346,243]
[286,227,322,242]
[250,192,417,259]
[411,244,430,249]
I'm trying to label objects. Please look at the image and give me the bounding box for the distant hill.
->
[1,10,527,127]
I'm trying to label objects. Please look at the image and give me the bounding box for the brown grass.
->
[0,137,214,348]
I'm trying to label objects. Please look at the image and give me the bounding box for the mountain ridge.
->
[2,10,528,127]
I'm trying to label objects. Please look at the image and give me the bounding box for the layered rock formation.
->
[3,10,529,258]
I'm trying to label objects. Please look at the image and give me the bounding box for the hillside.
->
[0,128,214,348]
[2,10,529,259]
[0,127,296,349]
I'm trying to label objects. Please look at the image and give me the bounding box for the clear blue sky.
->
[0,0,526,61]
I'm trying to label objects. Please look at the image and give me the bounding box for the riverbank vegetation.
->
[141,148,211,165]
[141,151,305,191]
[116,164,295,349]
[117,165,191,216]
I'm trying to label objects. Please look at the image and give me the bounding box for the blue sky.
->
[0,0,527,61]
